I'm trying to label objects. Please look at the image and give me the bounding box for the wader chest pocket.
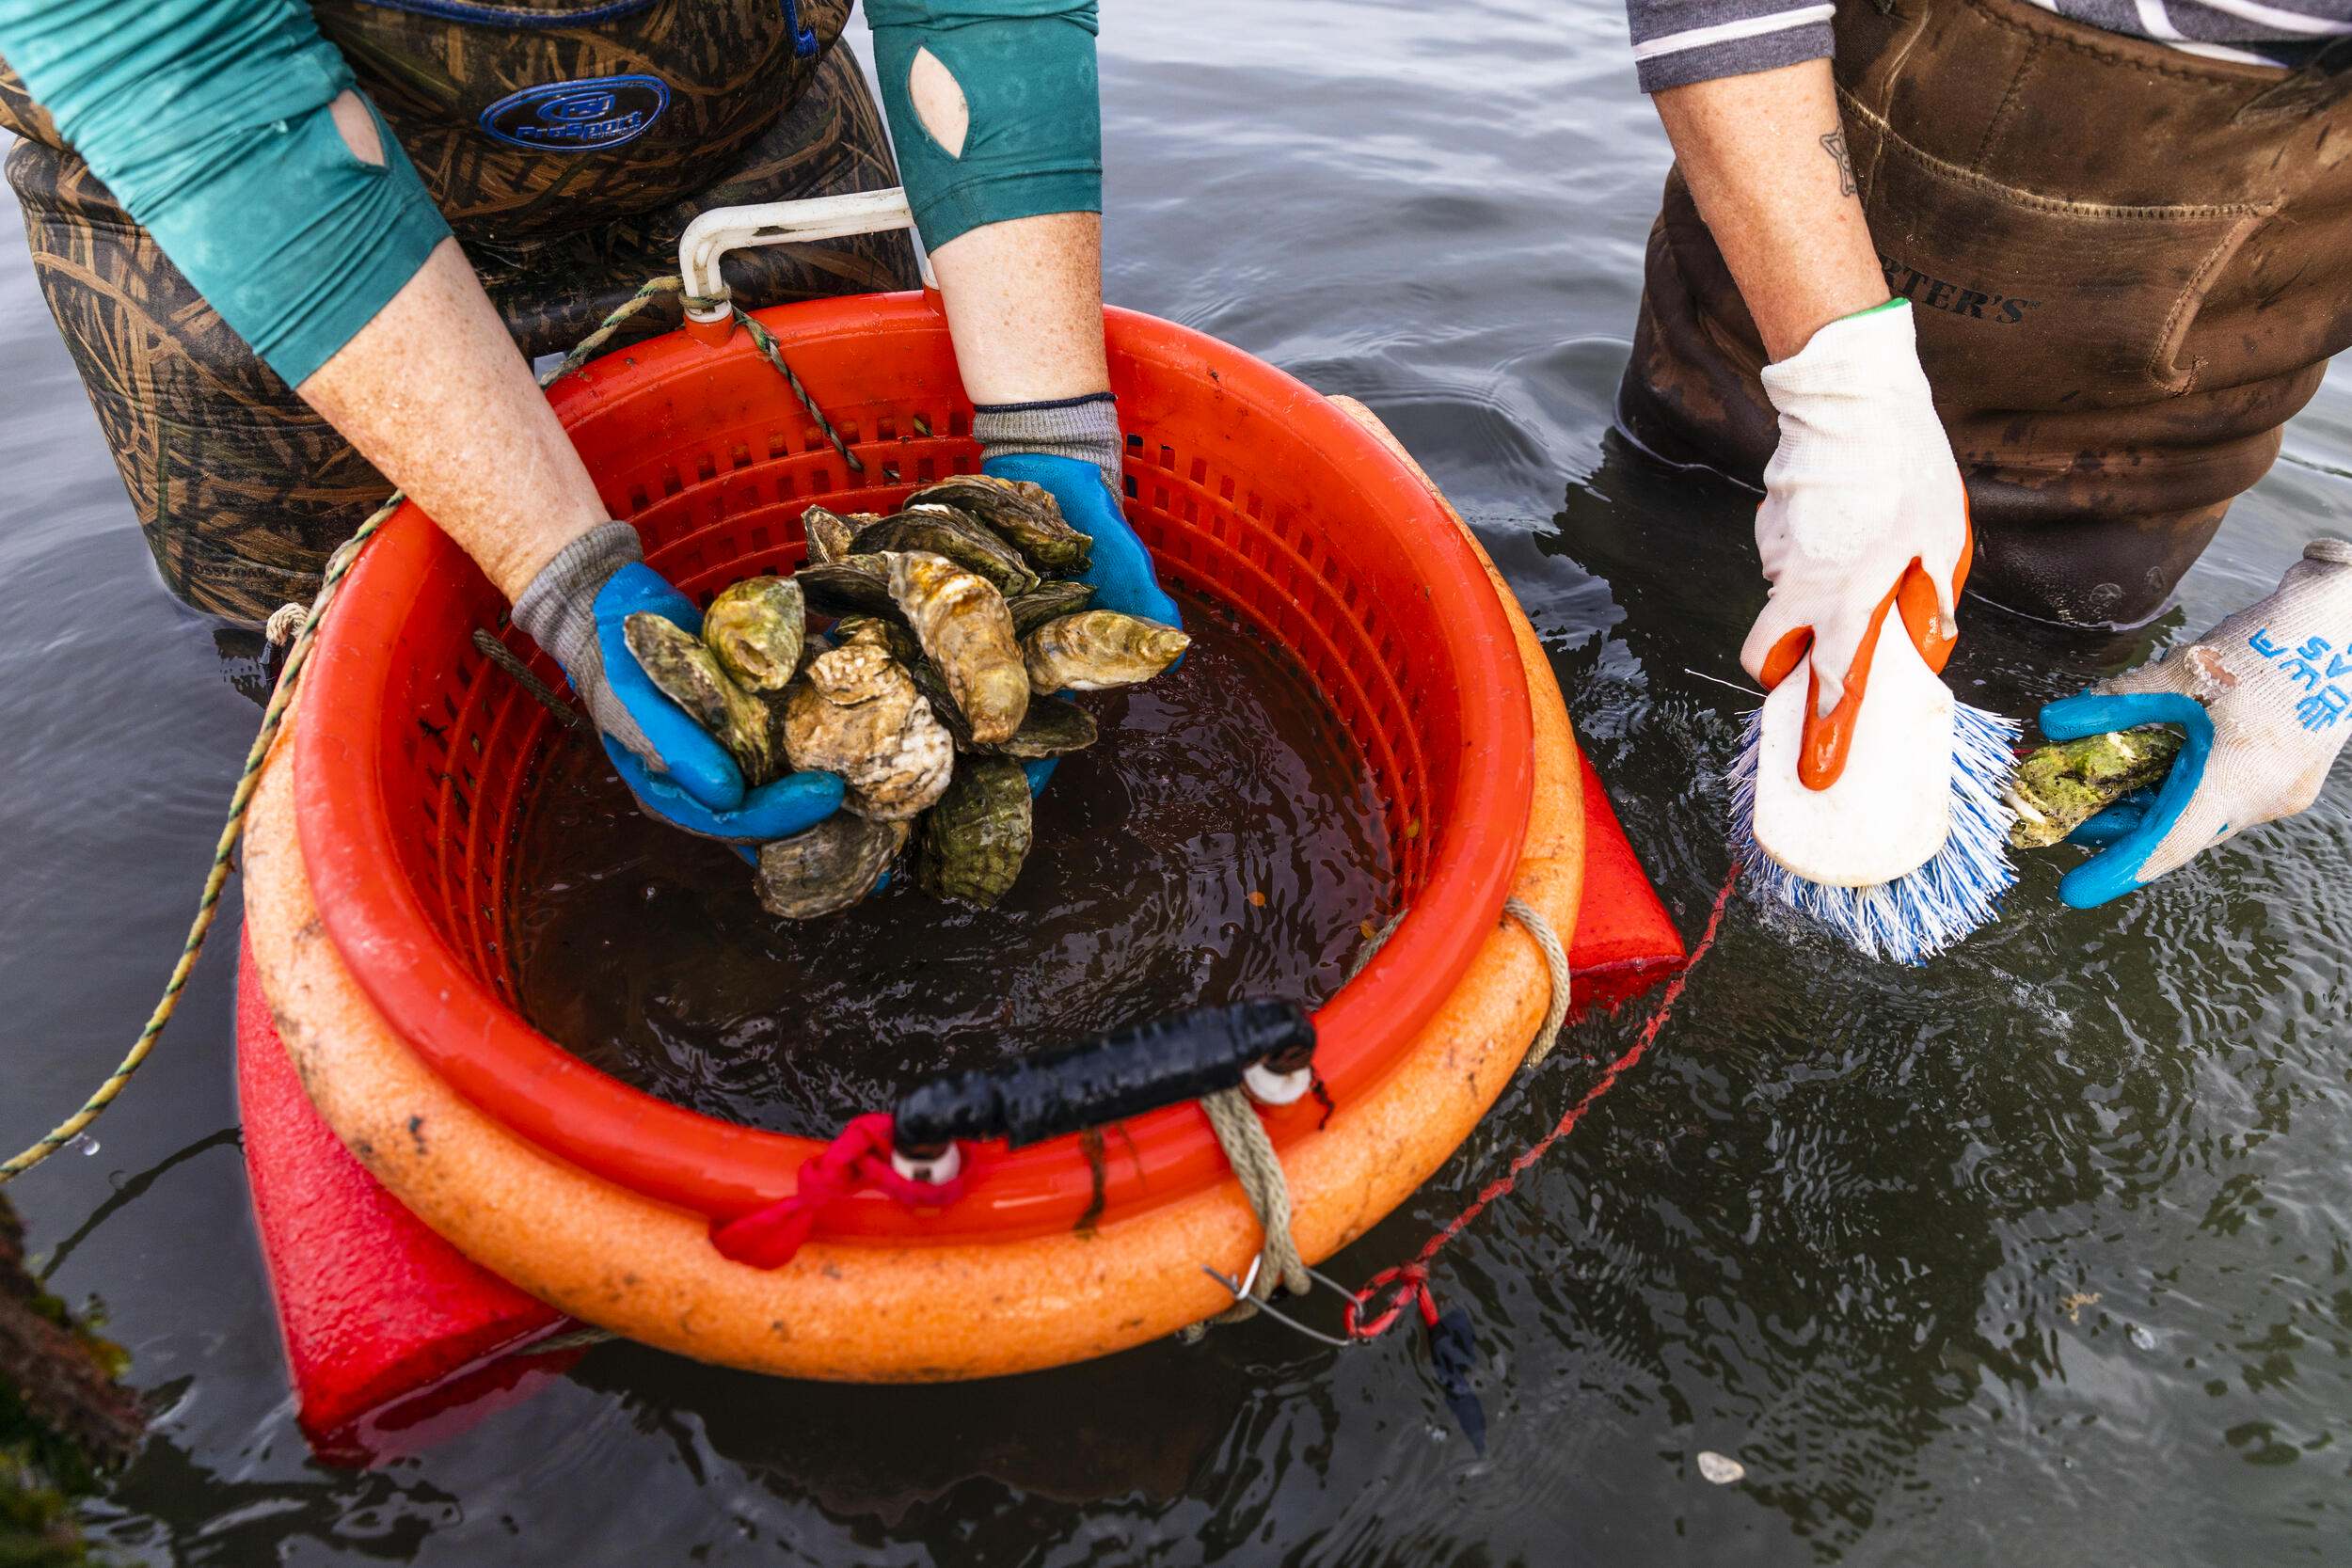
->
[1843,102,2279,406]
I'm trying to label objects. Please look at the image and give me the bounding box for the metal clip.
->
[1199,1253,1359,1349]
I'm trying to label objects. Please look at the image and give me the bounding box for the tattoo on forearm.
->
[1820,130,1857,198]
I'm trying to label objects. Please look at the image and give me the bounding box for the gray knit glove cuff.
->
[511,520,655,763]
[973,392,1121,491]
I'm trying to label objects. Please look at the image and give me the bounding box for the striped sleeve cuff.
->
[1629,2,1836,92]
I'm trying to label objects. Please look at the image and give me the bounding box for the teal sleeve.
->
[866,0,1103,252]
[0,0,451,388]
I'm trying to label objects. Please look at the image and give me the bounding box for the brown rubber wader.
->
[1618,0,2352,627]
[0,1,919,623]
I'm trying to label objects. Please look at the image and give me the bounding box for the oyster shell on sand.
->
[1022,610,1190,694]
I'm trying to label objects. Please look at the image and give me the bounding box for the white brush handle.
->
[1752,634,1955,888]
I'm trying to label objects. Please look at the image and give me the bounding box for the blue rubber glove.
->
[2036,538,2352,909]
[982,451,1181,797]
[513,525,845,843]
[2035,692,2213,911]
[984,451,1182,628]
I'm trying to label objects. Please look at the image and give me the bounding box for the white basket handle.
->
[677,187,936,325]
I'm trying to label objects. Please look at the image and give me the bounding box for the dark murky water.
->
[5,2,2350,1562]
[511,595,1388,1137]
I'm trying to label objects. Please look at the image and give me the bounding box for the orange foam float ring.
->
[242,318,1586,1382]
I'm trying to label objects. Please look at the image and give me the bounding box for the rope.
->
[731,306,865,475]
[1503,896,1572,1069]
[707,1112,968,1268]
[1,274,843,1185]
[1184,895,1572,1338]
[1342,863,1740,1341]
[1187,1087,1310,1333]
[262,602,306,648]
[0,492,403,1181]
[471,628,591,734]
[540,275,693,386]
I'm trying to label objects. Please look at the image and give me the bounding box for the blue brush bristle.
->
[1728,702,2021,964]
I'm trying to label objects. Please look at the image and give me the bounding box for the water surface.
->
[511,594,1388,1137]
[3,2,2349,1561]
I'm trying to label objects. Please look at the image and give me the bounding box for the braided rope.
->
[1193,1086,1311,1329]
[1182,897,1571,1338]
[731,306,865,474]
[3,273,840,1184]
[0,491,402,1180]
[470,629,590,734]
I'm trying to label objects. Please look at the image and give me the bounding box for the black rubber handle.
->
[892,999,1315,1154]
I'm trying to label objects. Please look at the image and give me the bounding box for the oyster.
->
[2006,726,2185,849]
[979,695,1097,758]
[801,505,859,566]
[888,550,1030,745]
[1006,579,1095,637]
[1022,611,1190,693]
[905,474,1093,574]
[755,814,909,920]
[701,575,805,692]
[831,614,921,664]
[779,643,953,819]
[853,504,1041,596]
[792,555,898,617]
[622,611,778,783]
[898,653,975,750]
[918,755,1032,907]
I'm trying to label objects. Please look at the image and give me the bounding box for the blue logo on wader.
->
[479,74,671,152]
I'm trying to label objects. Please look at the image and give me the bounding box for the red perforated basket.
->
[294,293,1534,1242]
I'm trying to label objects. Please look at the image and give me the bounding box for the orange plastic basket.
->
[293,292,1534,1243]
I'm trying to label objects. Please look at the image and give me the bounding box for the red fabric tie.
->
[708,1112,970,1269]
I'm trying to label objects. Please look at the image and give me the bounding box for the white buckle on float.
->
[890,1141,962,1186]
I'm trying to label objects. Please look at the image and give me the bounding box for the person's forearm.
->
[928,213,1109,404]
[866,0,1107,404]
[298,239,607,602]
[1651,59,1888,361]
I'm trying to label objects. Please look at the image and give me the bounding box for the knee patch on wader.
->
[866,0,1104,250]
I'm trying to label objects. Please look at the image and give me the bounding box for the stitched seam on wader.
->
[1971,32,2042,173]
[2149,214,2277,397]
[1951,0,2290,86]
[1837,94,2281,222]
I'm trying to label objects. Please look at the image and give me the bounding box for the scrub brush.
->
[1727,608,2020,964]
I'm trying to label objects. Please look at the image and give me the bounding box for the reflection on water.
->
[3,1,2349,1562]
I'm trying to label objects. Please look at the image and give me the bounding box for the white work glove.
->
[2038,537,2352,908]
[1740,300,1971,732]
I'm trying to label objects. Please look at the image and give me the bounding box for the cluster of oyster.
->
[622,474,1190,919]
